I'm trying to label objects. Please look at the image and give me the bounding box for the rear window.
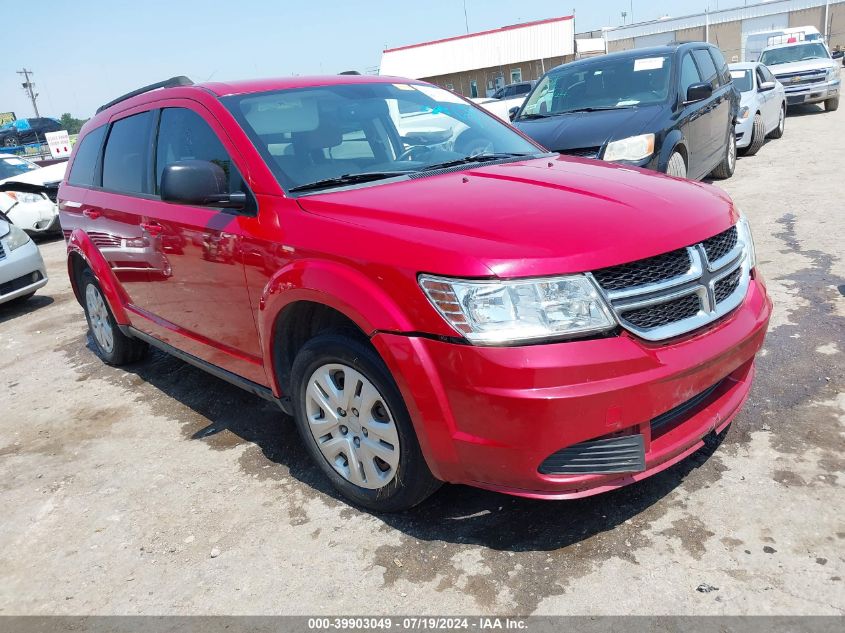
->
[67,125,106,187]
[102,112,154,194]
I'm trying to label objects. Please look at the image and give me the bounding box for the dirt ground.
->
[1,103,843,616]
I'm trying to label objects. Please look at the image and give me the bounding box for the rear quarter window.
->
[102,111,154,194]
[693,49,719,89]
[67,125,107,187]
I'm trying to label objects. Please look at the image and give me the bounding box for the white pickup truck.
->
[759,40,840,111]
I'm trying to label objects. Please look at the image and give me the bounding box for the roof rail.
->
[96,76,194,114]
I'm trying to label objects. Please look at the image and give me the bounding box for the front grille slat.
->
[592,226,749,341]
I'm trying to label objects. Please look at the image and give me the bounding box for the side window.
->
[155,107,243,196]
[692,49,719,89]
[708,47,730,85]
[68,125,107,187]
[760,65,776,83]
[102,111,154,194]
[755,67,767,88]
[679,53,702,98]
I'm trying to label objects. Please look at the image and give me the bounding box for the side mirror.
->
[685,82,713,104]
[508,106,520,121]
[759,81,776,92]
[160,160,245,209]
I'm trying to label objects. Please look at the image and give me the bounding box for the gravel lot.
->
[1,103,843,616]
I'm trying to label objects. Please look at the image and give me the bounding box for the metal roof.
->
[380,15,575,79]
[605,0,843,42]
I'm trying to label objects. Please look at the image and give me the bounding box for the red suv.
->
[59,75,771,511]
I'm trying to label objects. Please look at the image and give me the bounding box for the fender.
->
[657,129,687,173]
[67,228,131,325]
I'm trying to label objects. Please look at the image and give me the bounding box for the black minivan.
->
[512,43,739,180]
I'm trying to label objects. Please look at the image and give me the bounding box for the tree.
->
[59,113,88,135]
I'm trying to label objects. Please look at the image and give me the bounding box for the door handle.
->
[82,209,102,220]
[141,221,164,236]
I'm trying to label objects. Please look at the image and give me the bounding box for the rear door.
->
[133,102,265,384]
[677,51,708,178]
[692,48,730,171]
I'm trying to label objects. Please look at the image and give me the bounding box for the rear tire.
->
[710,132,736,180]
[291,333,441,512]
[767,104,786,139]
[665,151,687,178]
[80,269,148,366]
[743,114,766,156]
[825,96,839,112]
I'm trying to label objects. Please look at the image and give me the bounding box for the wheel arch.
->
[658,130,687,173]
[66,228,131,324]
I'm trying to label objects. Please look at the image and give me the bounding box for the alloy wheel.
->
[305,363,400,490]
[85,284,114,354]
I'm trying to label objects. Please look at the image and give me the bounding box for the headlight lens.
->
[4,223,32,251]
[6,191,44,205]
[737,212,756,269]
[739,106,751,120]
[603,133,655,162]
[419,274,616,345]
[827,66,840,81]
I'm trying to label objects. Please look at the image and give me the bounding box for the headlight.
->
[3,223,31,251]
[603,133,655,162]
[827,67,840,81]
[737,212,756,270]
[739,106,751,120]
[6,191,44,205]
[419,274,616,345]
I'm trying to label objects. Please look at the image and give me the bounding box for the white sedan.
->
[0,155,66,235]
[729,62,787,155]
[0,212,48,306]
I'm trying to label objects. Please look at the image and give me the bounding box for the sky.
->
[2,0,723,119]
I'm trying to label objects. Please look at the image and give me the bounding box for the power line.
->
[17,68,40,117]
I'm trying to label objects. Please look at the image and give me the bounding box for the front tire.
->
[291,333,440,511]
[665,151,687,178]
[710,132,736,180]
[80,269,148,365]
[743,114,766,156]
[825,96,839,112]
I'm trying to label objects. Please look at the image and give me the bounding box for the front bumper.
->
[734,115,755,149]
[0,237,48,304]
[783,78,840,106]
[373,275,771,499]
[6,199,60,234]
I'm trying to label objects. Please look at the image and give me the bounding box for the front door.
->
[135,104,266,385]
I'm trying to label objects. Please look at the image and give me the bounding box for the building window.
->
[445,82,454,90]
[470,80,478,98]
[510,68,522,84]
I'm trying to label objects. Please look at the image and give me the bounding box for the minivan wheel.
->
[291,333,441,512]
[744,114,766,156]
[768,105,786,139]
[665,152,687,178]
[80,269,148,365]
[825,96,839,112]
[710,133,736,179]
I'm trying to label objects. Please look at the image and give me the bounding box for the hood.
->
[295,155,737,279]
[0,161,67,187]
[769,59,835,76]
[513,105,663,153]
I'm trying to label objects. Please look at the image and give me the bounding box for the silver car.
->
[729,62,787,156]
[0,214,48,306]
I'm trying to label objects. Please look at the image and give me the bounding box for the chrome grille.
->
[591,225,750,341]
[776,70,828,89]
[0,239,6,261]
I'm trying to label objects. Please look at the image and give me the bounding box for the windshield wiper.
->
[419,152,535,172]
[516,112,555,120]
[558,105,635,113]
[289,171,412,193]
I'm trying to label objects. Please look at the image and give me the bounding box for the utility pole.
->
[17,68,40,117]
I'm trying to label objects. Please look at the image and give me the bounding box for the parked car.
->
[60,74,771,511]
[491,81,536,100]
[0,117,62,148]
[0,210,48,306]
[471,80,537,121]
[512,43,740,181]
[744,26,823,63]
[728,62,786,155]
[0,155,64,235]
[758,40,840,111]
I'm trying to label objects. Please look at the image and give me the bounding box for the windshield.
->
[730,69,754,92]
[222,83,541,192]
[0,156,38,180]
[519,54,671,118]
[760,43,830,65]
